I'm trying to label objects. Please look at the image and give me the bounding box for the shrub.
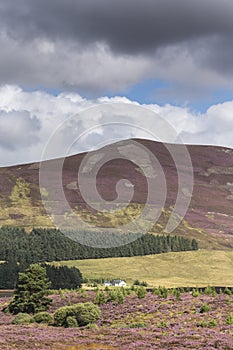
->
[79,288,87,298]
[85,323,99,329]
[116,291,124,304]
[125,288,132,296]
[224,287,232,295]
[94,291,106,305]
[157,320,168,328]
[192,288,199,297]
[197,320,207,327]
[133,280,140,286]
[154,286,168,299]
[209,319,217,327]
[204,286,216,296]
[128,322,147,328]
[226,314,233,325]
[120,286,127,296]
[66,316,78,328]
[141,281,148,287]
[33,312,54,325]
[54,306,72,327]
[200,303,210,313]
[136,286,147,299]
[74,302,101,327]
[173,288,181,300]
[133,280,148,287]
[54,302,101,328]
[108,290,118,302]
[12,313,33,325]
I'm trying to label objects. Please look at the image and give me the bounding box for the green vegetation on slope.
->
[0,177,53,228]
[53,250,233,288]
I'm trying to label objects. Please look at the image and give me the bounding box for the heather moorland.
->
[1,288,233,350]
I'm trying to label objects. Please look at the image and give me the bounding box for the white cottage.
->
[103,281,112,287]
[112,279,126,287]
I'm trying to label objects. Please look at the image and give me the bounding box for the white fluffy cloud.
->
[0,110,40,150]
[0,85,233,166]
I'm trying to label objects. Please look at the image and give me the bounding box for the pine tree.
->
[8,264,52,314]
[191,239,198,250]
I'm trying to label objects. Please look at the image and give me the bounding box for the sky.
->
[1,0,233,165]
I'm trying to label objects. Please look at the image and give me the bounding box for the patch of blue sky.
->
[22,79,233,115]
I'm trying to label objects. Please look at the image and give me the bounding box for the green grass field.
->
[52,250,233,288]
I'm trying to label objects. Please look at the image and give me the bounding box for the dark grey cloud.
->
[1,0,233,94]
[1,0,233,53]
[201,35,233,75]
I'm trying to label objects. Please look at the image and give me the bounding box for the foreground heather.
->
[0,290,232,349]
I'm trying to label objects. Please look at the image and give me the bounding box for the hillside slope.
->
[0,139,233,249]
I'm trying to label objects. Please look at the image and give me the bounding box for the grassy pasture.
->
[52,250,233,288]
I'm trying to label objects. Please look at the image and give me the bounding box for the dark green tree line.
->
[41,264,82,290]
[0,261,83,290]
[0,226,198,265]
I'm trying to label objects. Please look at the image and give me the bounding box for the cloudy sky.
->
[1,0,233,165]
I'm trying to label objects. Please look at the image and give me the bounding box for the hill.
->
[53,250,233,288]
[0,139,233,249]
